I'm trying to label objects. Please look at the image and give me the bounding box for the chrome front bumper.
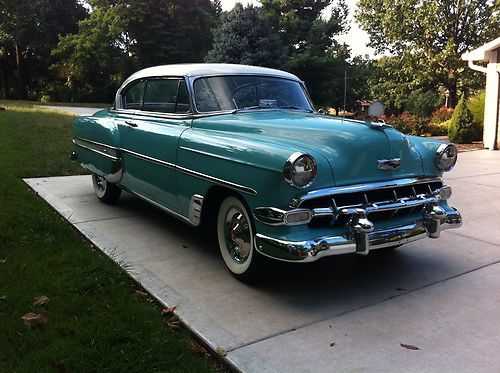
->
[255,208,462,262]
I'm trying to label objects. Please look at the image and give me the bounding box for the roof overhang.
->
[462,36,500,62]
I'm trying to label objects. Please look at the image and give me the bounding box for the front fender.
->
[176,128,334,215]
[407,135,445,177]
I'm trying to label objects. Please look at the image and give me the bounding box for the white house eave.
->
[461,36,500,62]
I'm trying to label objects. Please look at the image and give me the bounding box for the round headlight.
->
[284,152,317,188]
[435,143,458,172]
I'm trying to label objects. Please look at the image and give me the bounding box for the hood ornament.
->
[378,158,401,170]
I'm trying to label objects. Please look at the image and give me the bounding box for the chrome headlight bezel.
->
[435,143,458,172]
[284,152,317,188]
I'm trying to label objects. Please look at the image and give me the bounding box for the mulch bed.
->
[434,136,484,152]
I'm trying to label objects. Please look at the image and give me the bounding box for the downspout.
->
[468,60,487,73]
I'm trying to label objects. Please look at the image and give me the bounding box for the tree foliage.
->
[51,2,131,102]
[356,0,499,108]
[50,0,220,102]
[205,4,283,68]
[448,95,481,143]
[126,0,220,67]
[0,0,87,98]
[260,0,355,109]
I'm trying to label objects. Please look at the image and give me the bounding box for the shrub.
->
[448,96,482,143]
[430,105,454,124]
[384,112,429,135]
[406,90,439,117]
[467,90,485,128]
[428,119,450,136]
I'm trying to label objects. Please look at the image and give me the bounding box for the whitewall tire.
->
[217,196,260,280]
[92,173,121,204]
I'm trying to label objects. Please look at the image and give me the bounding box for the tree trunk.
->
[14,42,28,99]
[0,57,7,99]
[446,81,458,109]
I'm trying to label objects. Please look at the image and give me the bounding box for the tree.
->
[448,95,481,143]
[260,0,350,108]
[205,4,283,68]
[261,0,348,54]
[0,0,87,99]
[51,1,131,102]
[126,0,220,68]
[356,0,500,108]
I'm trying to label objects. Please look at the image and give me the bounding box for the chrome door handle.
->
[125,120,138,127]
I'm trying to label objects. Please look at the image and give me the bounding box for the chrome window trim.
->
[74,136,257,196]
[291,177,443,207]
[117,76,193,114]
[110,108,194,120]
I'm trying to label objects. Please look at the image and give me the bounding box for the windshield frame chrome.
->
[189,74,315,115]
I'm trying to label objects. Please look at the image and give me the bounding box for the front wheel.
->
[92,173,121,204]
[217,196,262,281]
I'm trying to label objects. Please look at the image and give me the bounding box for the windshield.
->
[193,76,314,113]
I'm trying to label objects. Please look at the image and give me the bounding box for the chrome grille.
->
[301,179,444,227]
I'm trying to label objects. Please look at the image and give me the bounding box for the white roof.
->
[119,63,300,90]
[462,36,500,62]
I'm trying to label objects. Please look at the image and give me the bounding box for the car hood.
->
[193,111,424,186]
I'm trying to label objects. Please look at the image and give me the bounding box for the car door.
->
[116,77,191,211]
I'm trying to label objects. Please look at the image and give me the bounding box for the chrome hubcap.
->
[224,207,251,264]
[95,174,107,193]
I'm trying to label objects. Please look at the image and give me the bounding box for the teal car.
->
[71,64,462,280]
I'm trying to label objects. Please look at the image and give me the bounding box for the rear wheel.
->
[92,173,121,204]
[217,196,262,281]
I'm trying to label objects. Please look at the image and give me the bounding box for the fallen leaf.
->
[191,343,210,357]
[400,343,420,351]
[396,288,408,291]
[21,312,48,328]
[33,295,50,307]
[182,244,188,248]
[162,306,176,316]
[216,347,227,357]
[56,360,69,373]
[0,258,7,263]
[134,290,148,299]
[330,342,335,347]
[165,318,181,330]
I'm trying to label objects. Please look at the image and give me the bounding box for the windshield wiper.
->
[231,105,267,114]
[278,105,313,113]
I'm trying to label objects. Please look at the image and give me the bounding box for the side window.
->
[175,80,190,113]
[142,78,191,114]
[123,80,145,110]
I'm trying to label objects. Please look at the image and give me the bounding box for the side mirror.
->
[317,108,325,114]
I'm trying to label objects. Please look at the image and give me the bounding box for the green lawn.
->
[0,103,221,372]
[0,99,110,108]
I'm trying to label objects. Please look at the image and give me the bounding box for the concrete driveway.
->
[42,105,104,116]
[25,150,500,372]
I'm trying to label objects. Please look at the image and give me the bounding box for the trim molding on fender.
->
[73,136,257,195]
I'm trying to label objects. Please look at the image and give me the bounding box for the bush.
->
[448,96,482,143]
[384,112,429,135]
[467,90,485,128]
[428,119,450,136]
[406,90,439,117]
[430,105,454,124]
